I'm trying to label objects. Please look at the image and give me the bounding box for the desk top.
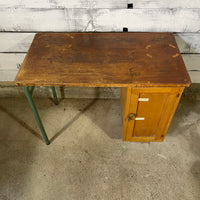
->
[15,32,191,87]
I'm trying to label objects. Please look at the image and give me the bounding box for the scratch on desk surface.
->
[145,45,151,49]
[66,33,74,39]
[146,53,152,58]
[172,53,179,58]
[169,43,176,48]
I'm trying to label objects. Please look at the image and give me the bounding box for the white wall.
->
[0,0,199,83]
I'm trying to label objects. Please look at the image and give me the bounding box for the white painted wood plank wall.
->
[0,9,200,32]
[1,0,199,8]
[0,0,199,83]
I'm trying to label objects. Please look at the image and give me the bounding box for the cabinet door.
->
[124,87,183,142]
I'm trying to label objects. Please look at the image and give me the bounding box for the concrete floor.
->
[0,91,199,200]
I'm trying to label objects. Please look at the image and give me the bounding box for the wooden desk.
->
[15,33,191,144]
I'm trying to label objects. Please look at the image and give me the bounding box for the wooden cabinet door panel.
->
[125,87,183,142]
[133,93,168,137]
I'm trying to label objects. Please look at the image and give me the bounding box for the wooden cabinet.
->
[121,87,184,142]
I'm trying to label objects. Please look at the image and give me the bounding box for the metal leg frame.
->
[24,86,59,145]
[51,86,59,105]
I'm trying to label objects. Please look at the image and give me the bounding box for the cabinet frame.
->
[120,87,184,142]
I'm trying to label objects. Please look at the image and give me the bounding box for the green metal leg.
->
[51,86,59,105]
[24,86,50,145]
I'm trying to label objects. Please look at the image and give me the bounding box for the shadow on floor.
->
[167,92,199,137]
[0,105,43,141]
[50,87,122,142]
[0,94,121,147]
[0,96,123,199]
[50,99,98,143]
[0,103,39,199]
[167,88,200,190]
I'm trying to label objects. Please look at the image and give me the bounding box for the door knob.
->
[128,113,136,120]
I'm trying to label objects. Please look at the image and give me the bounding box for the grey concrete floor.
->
[0,92,199,200]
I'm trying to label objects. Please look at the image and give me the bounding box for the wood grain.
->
[0,33,35,53]
[155,87,184,140]
[188,72,200,83]
[120,87,132,141]
[94,9,200,32]
[175,33,200,54]
[1,33,199,83]
[0,53,26,70]
[182,54,200,70]
[0,70,18,82]
[0,0,127,9]
[125,89,139,141]
[1,0,199,9]
[0,53,199,82]
[133,93,169,137]
[127,0,200,8]
[0,8,200,32]
[1,33,200,53]
[122,87,183,142]
[15,32,190,86]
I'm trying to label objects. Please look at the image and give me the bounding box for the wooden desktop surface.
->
[15,32,191,87]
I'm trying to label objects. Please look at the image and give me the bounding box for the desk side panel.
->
[120,87,131,140]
